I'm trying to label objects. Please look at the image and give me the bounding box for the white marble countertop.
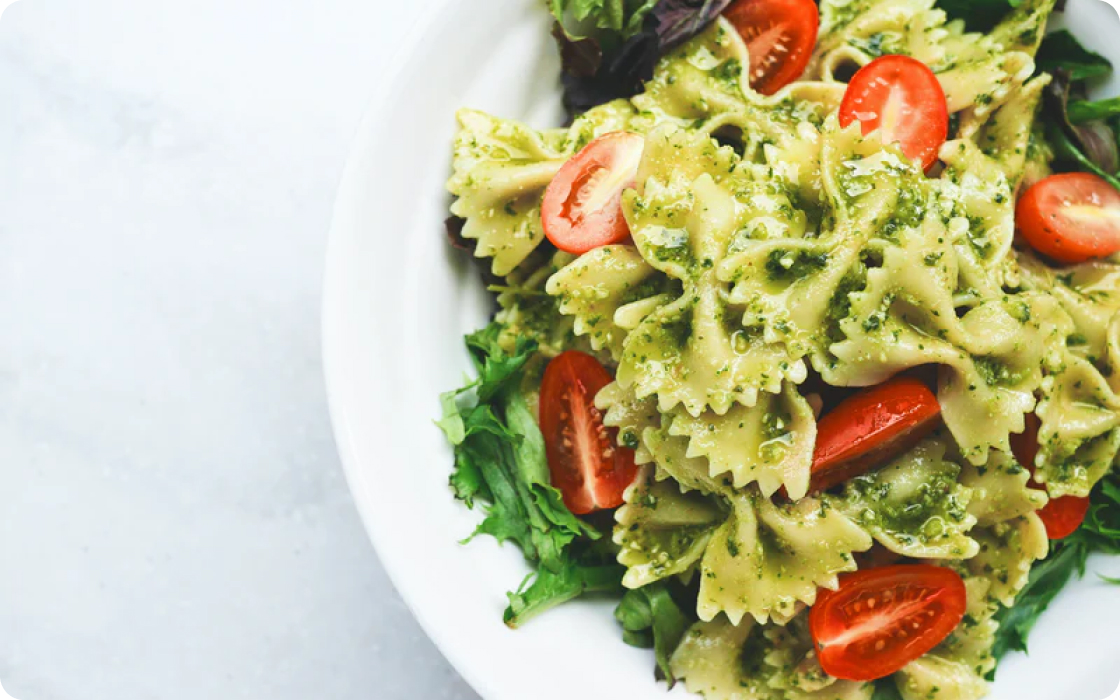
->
[0,1,478,697]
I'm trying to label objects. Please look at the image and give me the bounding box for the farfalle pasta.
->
[436,0,1120,698]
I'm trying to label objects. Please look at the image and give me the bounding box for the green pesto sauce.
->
[765,249,829,282]
[848,462,969,544]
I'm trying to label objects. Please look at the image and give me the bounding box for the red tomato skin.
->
[538,351,639,515]
[810,565,968,682]
[838,55,949,171]
[809,377,942,493]
[542,132,644,255]
[1010,412,1091,540]
[1038,496,1091,540]
[1016,172,1120,264]
[723,0,819,95]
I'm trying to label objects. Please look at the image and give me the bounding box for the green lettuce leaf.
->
[505,554,626,627]
[438,323,596,574]
[615,582,693,685]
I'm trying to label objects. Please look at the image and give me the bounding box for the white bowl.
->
[323,1,1120,698]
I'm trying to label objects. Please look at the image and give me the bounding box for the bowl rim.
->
[320,3,1120,700]
[320,1,503,699]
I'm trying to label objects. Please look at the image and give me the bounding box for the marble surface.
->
[0,1,478,698]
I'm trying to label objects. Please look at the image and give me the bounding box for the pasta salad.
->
[436,1,1120,697]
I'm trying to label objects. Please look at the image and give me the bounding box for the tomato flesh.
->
[1010,413,1091,540]
[838,55,949,171]
[539,351,639,515]
[1016,172,1120,264]
[810,565,967,681]
[810,377,942,493]
[542,132,644,255]
[724,0,819,95]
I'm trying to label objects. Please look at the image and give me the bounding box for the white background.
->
[0,0,478,698]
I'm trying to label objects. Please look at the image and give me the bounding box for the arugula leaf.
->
[871,678,906,700]
[438,323,596,574]
[1068,97,1120,124]
[615,582,693,685]
[1036,30,1113,81]
[991,538,1088,663]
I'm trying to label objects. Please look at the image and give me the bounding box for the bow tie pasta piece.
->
[833,254,1066,461]
[617,126,809,416]
[633,20,838,155]
[601,372,818,499]
[948,70,1050,192]
[632,428,873,625]
[670,616,873,700]
[615,467,727,590]
[447,102,638,276]
[960,450,1048,525]
[698,491,872,625]
[448,109,570,276]
[967,514,1050,607]
[839,438,979,560]
[812,0,961,80]
[811,0,1054,119]
[1035,354,1120,498]
[666,383,817,500]
[1014,255,1120,496]
[939,140,1020,277]
[546,245,678,361]
[934,296,1066,463]
[726,117,938,372]
[1020,257,1120,363]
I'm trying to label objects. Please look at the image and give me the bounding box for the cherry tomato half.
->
[1016,172,1120,264]
[542,132,644,255]
[724,0,820,96]
[539,351,639,515]
[810,376,942,493]
[810,565,968,681]
[838,55,949,172]
[1010,413,1091,540]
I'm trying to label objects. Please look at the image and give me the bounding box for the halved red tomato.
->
[838,55,949,171]
[1010,413,1091,540]
[1016,172,1120,264]
[539,351,639,515]
[542,132,644,255]
[724,0,819,96]
[809,376,942,493]
[810,565,968,681]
